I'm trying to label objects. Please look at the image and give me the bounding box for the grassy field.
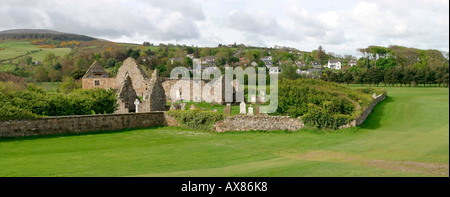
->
[0,41,71,63]
[0,64,17,72]
[33,82,62,94]
[0,87,448,177]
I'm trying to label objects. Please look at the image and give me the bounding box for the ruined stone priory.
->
[82,57,242,104]
[114,69,166,113]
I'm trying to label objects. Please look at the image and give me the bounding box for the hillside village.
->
[1,29,448,91]
[0,0,448,182]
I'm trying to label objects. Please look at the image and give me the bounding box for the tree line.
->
[322,66,449,87]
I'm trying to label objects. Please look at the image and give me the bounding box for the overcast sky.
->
[1,0,448,56]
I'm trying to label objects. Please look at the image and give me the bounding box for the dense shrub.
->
[0,83,117,120]
[167,109,225,131]
[276,79,373,118]
[275,79,378,130]
[0,103,38,120]
[355,87,387,96]
[301,102,353,129]
[69,89,118,114]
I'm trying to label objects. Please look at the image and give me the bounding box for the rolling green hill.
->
[0,41,72,63]
[0,29,96,41]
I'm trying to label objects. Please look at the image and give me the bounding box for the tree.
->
[34,67,50,82]
[343,72,354,86]
[244,50,260,62]
[279,64,298,80]
[70,69,87,80]
[328,72,338,83]
[200,48,211,57]
[130,50,141,59]
[194,46,200,58]
[106,58,117,68]
[75,58,88,69]
[43,52,56,67]
[355,70,365,86]
[313,46,328,65]
[60,76,80,94]
[25,57,33,65]
[184,47,194,54]
[48,70,62,82]
[402,67,414,87]
[376,57,396,69]
[182,57,193,68]
[53,62,62,70]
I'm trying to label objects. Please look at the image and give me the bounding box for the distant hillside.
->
[0,29,96,41]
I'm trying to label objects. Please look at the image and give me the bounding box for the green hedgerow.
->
[167,109,225,131]
[301,101,353,130]
[0,102,38,120]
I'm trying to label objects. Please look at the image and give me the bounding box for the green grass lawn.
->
[0,87,448,177]
[0,41,71,63]
[0,64,17,72]
[173,101,263,115]
[32,82,62,94]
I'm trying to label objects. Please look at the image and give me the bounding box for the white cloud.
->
[0,0,448,56]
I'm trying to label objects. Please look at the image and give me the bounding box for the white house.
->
[186,54,195,59]
[296,68,322,78]
[170,57,183,65]
[327,60,341,70]
[261,56,272,61]
[201,56,215,64]
[349,60,357,67]
[269,67,282,74]
[311,62,322,69]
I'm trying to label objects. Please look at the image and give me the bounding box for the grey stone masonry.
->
[239,102,246,114]
[180,103,186,110]
[248,105,254,115]
[83,61,110,78]
[0,112,166,138]
[254,105,261,116]
[141,69,167,112]
[115,74,140,113]
[213,115,304,132]
[224,103,231,115]
[339,93,387,129]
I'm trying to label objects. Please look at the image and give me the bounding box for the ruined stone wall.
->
[355,93,387,125]
[213,115,304,132]
[81,78,116,90]
[0,94,387,138]
[0,112,166,138]
[116,58,149,97]
[212,93,387,132]
[339,93,387,129]
[161,78,242,103]
[162,79,208,102]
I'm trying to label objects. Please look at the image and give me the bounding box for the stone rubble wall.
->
[339,93,387,129]
[213,93,387,132]
[0,112,166,138]
[213,115,304,132]
[355,93,387,125]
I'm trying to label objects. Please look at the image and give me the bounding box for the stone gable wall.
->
[81,78,116,90]
[115,59,149,98]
